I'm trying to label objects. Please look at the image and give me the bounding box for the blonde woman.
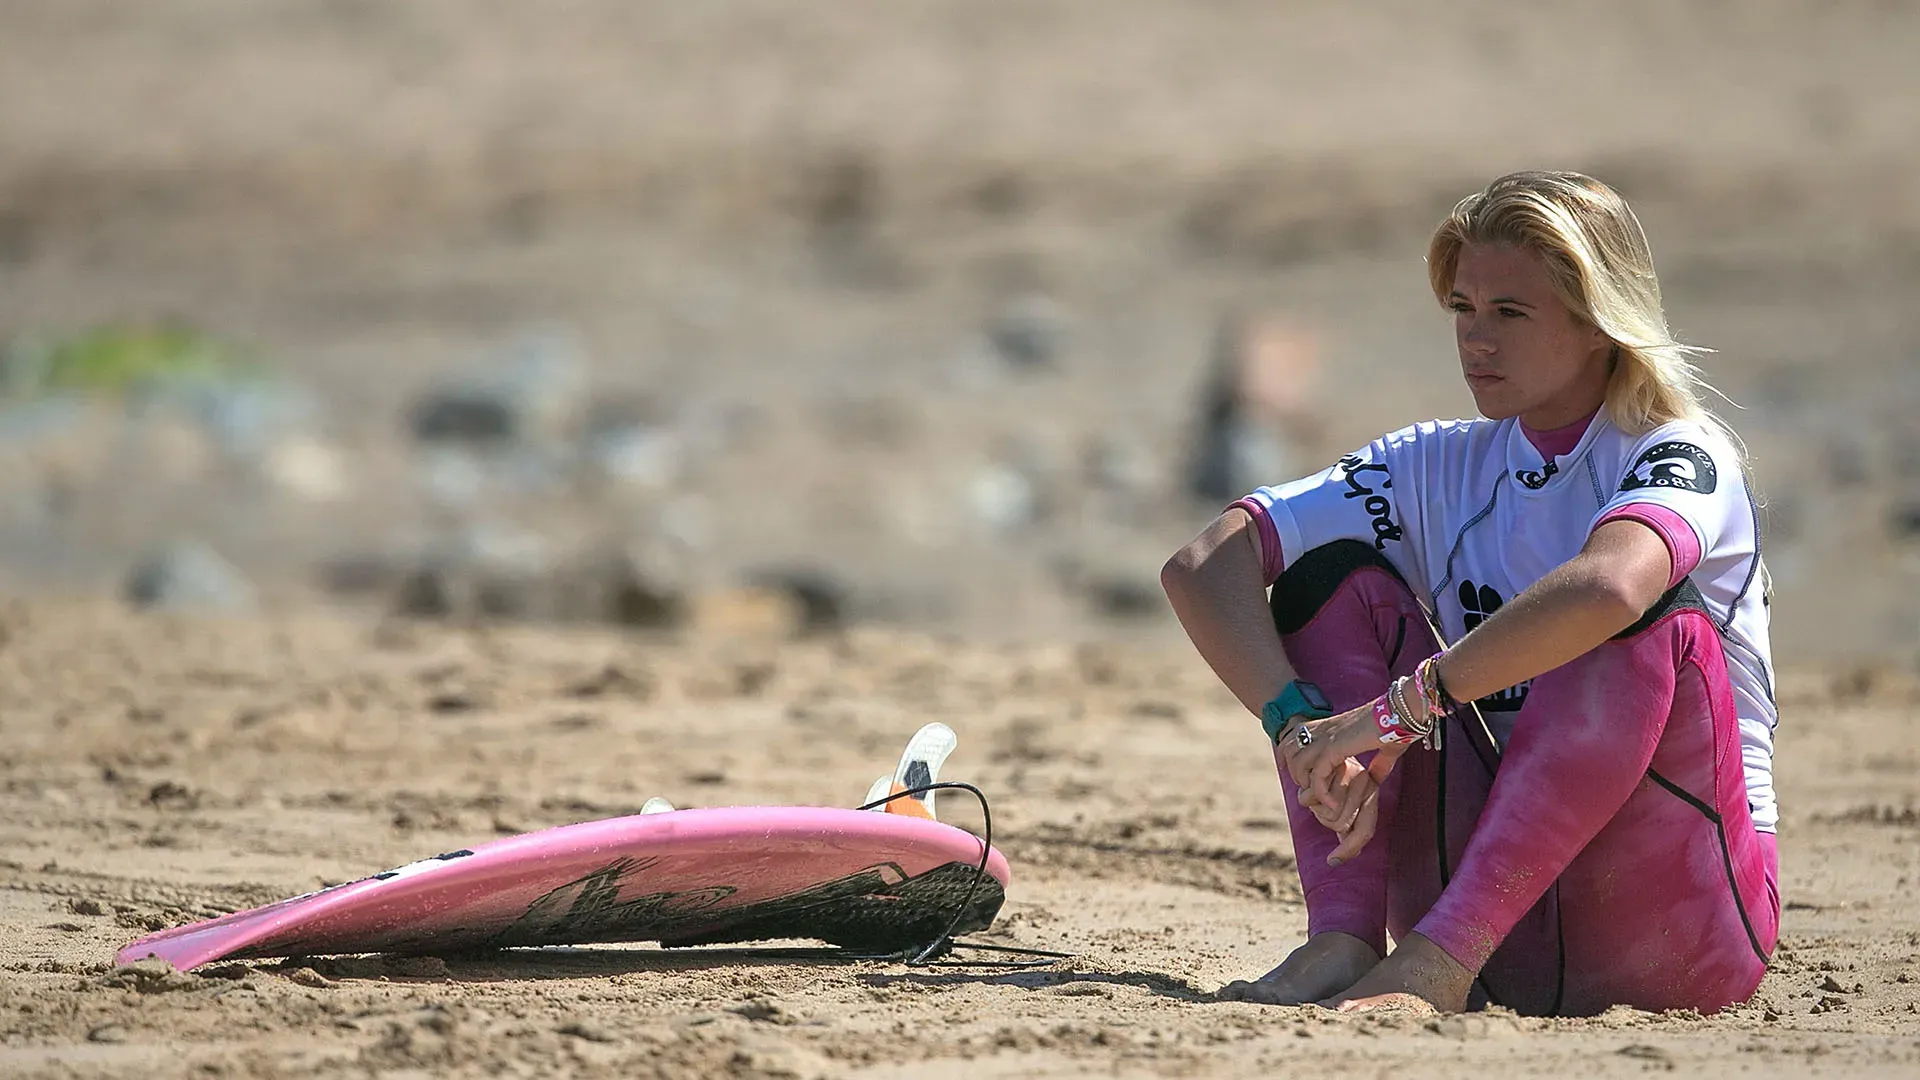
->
[1163,172,1777,1016]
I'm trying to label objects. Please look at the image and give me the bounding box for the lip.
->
[1464,372,1503,386]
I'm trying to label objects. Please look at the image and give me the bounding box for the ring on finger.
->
[1294,726,1313,749]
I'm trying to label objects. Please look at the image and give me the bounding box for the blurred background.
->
[1,0,1917,661]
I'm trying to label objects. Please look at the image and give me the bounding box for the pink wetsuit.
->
[1231,409,1779,1015]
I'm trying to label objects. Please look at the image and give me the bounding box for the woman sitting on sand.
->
[1161,171,1778,1016]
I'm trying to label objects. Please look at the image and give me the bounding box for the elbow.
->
[1160,547,1200,603]
[1586,565,1664,629]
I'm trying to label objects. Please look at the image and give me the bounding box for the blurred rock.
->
[124,540,255,612]
[1084,574,1163,619]
[583,423,681,492]
[1889,501,1920,540]
[388,523,555,621]
[986,295,1070,369]
[406,326,589,447]
[416,448,488,508]
[970,463,1042,532]
[1084,435,1159,499]
[262,436,348,502]
[146,380,322,458]
[408,387,517,443]
[1051,555,1163,621]
[318,549,405,597]
[562,546,687,629]
[744,567,851,634]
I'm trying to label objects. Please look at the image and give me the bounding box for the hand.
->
[1298,753,1401,866]
[1278,702,1393,809]
[1300,757,1372,832]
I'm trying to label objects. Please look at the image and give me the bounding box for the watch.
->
[1261,680,1334,745]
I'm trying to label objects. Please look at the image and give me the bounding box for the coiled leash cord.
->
[856,780,1071,967]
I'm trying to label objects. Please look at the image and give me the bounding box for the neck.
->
[1520,404,1600,459]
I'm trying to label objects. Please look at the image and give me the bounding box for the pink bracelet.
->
[1372,691,1419,745]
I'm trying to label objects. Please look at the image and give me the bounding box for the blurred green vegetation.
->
[1,325,262,398]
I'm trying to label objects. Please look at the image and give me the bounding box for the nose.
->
[1461,313,1497,356]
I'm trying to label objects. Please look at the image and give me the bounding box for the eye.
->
[1448,301,1472,314]
[1497,307,1527,319]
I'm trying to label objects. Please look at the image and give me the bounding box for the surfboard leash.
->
[855,780,1072,967]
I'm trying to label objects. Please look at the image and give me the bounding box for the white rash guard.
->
[1237,413,1779,833]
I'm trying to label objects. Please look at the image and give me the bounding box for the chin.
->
[1466,390,1521,421]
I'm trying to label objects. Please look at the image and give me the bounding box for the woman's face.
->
[1448,243,1612,429]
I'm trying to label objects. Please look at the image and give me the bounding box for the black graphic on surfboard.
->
[490,857,1000,954]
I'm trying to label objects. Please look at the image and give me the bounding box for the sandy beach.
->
[2,2,1919,1076]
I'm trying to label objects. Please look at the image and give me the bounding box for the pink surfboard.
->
[116,806,1009,971]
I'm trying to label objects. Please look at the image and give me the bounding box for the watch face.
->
[1297,681,1330,714]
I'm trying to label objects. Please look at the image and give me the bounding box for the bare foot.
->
[1319,932,1473,1014]
[1217,932,1380,1005]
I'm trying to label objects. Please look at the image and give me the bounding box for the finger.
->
[1307,754,1345,809]
[1328,789,1380,865]
[1366,741,1411,784]
[1299,784,1340,827]
[1297,783,1339,827]
[1334,769,1375,833]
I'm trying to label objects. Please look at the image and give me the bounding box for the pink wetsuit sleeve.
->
[1229,498,1285,585]
[1596,503,1700,590]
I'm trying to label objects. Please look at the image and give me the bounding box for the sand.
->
[3,2,1920,1076]
[0,606,1916,1078]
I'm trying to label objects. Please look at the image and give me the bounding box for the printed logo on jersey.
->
[1336,454,1404,551]
[1619,441,1717,495]
[1457,580,1530,711]
[1514,460,1559,490]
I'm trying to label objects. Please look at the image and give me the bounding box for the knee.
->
[1269,541,1416,635]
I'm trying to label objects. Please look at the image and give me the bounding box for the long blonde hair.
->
[1427,171,1733,444]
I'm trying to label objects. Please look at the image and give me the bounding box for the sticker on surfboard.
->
[115,726,1006,971]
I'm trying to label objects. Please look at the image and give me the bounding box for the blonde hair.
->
[1427,171,1732,444]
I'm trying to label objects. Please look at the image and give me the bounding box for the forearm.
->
[1435,546,1659,706]
[1162,510,1297,716]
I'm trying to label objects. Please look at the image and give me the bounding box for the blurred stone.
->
[1889,501,1920,540]
[319,549,402,597]
[689,586,808,638]
[409,387,517,443]
[1082,573,1164,621]
[970,463,1042,532]
[986,295,1070,369]
[541,545,689,629]
[393,567,455,618]
[388,524,554,621]
[745,567,850,634]
[406,326,589,447]
[417,448,488,508]
[262,436,348,502]
[124,541,254,612]
[584,423,681,491]
[1085,435,1159,499]
[165,381,321,458]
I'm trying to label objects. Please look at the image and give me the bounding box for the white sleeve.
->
[1238,424,1434,593]
[1594,424,1748,564]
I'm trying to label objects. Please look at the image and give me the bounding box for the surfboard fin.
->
[863,722,957,821]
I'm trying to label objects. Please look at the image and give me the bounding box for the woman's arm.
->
[1281,518,1675,806]
[1160,509,1296,717]
[1431,518,1673,706]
